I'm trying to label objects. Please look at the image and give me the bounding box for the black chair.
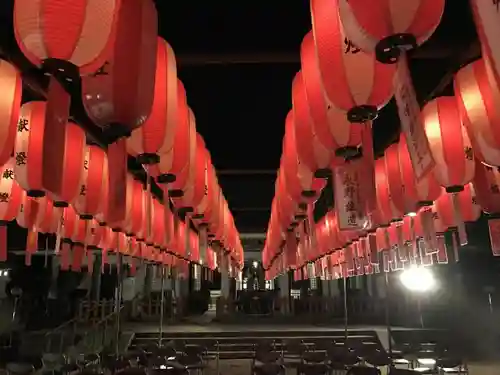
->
[389,370,421,375]
[60,363,80,375]
[346,367,380,375]
[253,363,285,375]
[297,363,329,375]
[176,354,204,375]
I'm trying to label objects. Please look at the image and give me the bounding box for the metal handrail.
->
[44,299,111,354]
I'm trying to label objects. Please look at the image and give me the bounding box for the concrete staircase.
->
[130,328,384,359]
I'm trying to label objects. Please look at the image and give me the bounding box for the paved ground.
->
[204,359,498,375]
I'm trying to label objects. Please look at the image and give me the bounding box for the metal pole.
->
[114,252,123,356]
[159,266,166,346]
[343,277,348,346]
[384,271,393,356]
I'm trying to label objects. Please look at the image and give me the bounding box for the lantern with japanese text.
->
[472,159,500,256]
[455,58,500,167]
[73,145,108,221]
[310,0,394,122]
[422,97,475,245]
[81,0,157,139]
[300,31,363,159]
[338,0,445,63]
[14,102,50,197]
[0,159,22,261]
[0,61,21,169]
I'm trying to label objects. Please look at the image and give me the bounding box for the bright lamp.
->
[400,266,436,292]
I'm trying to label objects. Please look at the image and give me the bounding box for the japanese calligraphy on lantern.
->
[394,54,435,181]
[334,167,366,230]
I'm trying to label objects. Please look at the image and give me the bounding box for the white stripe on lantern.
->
[71,0,118,71]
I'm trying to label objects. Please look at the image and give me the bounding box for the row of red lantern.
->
[263,0,500,275]
[9,0,243,271]
[0,156,219,272]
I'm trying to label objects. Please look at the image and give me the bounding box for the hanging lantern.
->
[310,0,394,122]
[338,0,445,63]
[385,143,419,216]
[375,158,403,225]
[151,81,191,192]
[128,38,178,164]
[81,0,157,139]
[14,102,56,197]
[46,122,86,205]
[455,58,500,167]
[435,183,481,231]
[73,145,108,220]
[300,31,363,158]
[422,97,475,245]
[0,61,21,169]
[0,159,22,261]
[470,0,500,89]
[292,71,332,178]
[17,193,49,264]
[471,159,500,256]
[14,0,121,77]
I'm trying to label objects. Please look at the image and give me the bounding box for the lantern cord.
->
[451,192,468,246]
[54,208,64,254]
[0,225,7,262]
[83,219,92,265]
[114,235,123,357]
[384,269,393,357]
[158,265,166,346]
[409,216,416,258]
[420,208,438,255]
[342,270,348,346]
[185,217,191,261]
[146,170,152,240]
[44,236,49,268]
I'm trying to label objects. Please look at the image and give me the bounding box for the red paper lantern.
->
[455,59,500,167]
[338,0,445,63]
[0,61,22,168]
[292,71,332,177]
[375,158,403,224]
[385,143,419,215]
[311,0,394,122]
[422,97,475,244]
[282,111,325,203]
[398,135,441,207]
[81,0,157,137]
[17,193,49,262]
[151,81,191,188]
[0,159,22,261]
[47,122,86,206]
[73,145,108,220]
[470,1,500,90]
[435,183,481,230]
[14,102,57,197]
[473,158,500,214]
[14,0,120,76]
[128,38,178,164]
[300,31,362,158]
[124,179,145,238]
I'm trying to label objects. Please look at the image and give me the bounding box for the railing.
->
[44,299,122,355]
